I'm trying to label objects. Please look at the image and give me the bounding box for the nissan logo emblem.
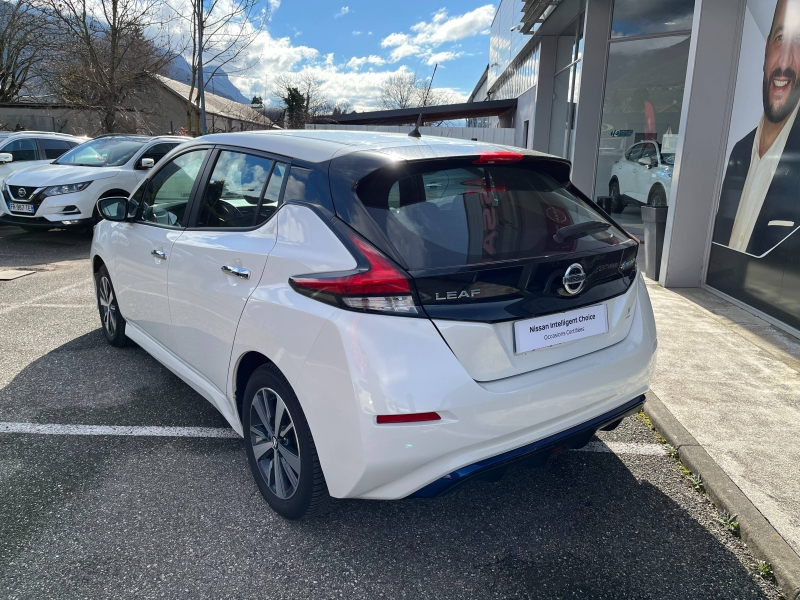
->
[563,263,586,295]
[17,188,26,198]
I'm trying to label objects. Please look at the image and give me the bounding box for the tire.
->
[94,265,128,347]
[648,186,667,207]
[609,180,625,213]
[243,364,333,520]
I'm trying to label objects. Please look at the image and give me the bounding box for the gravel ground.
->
[0,225,784,599]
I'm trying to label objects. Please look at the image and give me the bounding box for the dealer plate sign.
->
[514,304,608,354]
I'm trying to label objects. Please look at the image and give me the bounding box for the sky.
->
[227,1,497,111]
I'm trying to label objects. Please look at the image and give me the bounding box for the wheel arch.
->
[234,351,277,423]
[648,183,667,204]
[92,254,105,273]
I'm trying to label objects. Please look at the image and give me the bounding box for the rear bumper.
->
[294,274,657,500]
[410,394,645,497]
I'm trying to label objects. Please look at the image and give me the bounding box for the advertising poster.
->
[707,0,800,330]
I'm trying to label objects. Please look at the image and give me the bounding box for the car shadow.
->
[0,329,774,599]
[0,225,94,268]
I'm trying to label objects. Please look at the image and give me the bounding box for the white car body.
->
[0,131,80,188]
[1,135,185,230]
[90,131,656,515]
[610,140,674,207]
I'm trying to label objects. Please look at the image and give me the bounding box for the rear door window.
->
[357,162,623,270]
[39,138,73,160]
[2,139,38,161]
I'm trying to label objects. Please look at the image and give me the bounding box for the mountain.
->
[164,55,251,104]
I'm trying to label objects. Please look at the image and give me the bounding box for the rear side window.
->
[39,138,73,160]
[357,162,622,270]
[141,142,179,165]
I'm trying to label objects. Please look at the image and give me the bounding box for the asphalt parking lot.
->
[0,225,783,600]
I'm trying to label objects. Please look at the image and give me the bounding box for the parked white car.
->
[90,131,656,519]
[608,141,674,212]
[0,131,81,189]
[0,134,185,232]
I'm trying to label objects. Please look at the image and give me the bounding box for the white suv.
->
[1,134,185,232]
[0,131,81,189]
[608,141,674,213]
[91,131,656,519]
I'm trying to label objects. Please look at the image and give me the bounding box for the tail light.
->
[473,151,524,165]
[289,231,421,316]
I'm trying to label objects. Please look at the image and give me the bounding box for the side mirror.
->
[139,157,155,169]
[638,156,657,168]
[0,153,13,164]
[97,197,130,222]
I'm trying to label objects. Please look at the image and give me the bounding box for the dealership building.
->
[464,0,800,336]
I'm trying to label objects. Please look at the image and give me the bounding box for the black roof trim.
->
[326,99,517,126]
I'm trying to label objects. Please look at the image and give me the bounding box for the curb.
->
[644,392,800,600]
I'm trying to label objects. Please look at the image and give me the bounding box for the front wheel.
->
[94,265,128,346]
[609,180,625,213]
[243,364,333,520]
[648,186,667,207]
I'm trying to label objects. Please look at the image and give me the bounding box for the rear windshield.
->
[356,161,625,270]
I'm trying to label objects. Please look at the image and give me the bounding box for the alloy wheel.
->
[249,387,301,500]
[98,276,117,337]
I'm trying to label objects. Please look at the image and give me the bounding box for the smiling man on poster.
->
[713,0,800,256]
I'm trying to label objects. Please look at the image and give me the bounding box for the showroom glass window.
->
[592,0,696,201]
[548,9,585,159]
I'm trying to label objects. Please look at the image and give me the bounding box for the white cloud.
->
[346,55,387,70]
[335,6,350,18]
[379,5,493,63]
[352,30,362,36]
[426,51,463,66]
[367,31,373,35]
[267,0,280,11]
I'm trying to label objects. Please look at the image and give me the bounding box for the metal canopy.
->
[325,99,518,126]
[520,0,562,34]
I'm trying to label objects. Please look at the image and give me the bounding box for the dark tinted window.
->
[3,139,37,161]
[140,149,208,228]
[611,0,694,38]
[39,138,73,160]
[195,151,273,228]
[283,165,335,212]
[141,142,180,165]
[357,162,623,270]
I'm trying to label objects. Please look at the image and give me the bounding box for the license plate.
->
[9,203,34,214]
[514,304,608,354]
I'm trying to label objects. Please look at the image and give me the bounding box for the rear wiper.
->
[553,220,610,244]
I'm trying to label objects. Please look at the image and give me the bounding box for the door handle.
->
[151,249,167,260]
[222,265,250,279]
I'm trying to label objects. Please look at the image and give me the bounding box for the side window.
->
[139,149,209,228]
[257,162,287,225]
[3,139,37,161]
[625,144,643,162]
[641,143,657,159]
[283,165,334,212]
[39,139,73,160]
[195,151,273,228]
[140,143,179,166]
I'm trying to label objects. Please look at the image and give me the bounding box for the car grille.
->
[8,185,39,201]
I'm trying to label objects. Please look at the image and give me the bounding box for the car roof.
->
[188,129,559,164]
[0,131,78,139]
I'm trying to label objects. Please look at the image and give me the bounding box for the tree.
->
[272,73,332,129]
[177,0,269,135]
[34,0,177,133]
[332,100,351,116]
[282,87,305,130]
[378,71,457,112]
[0,0,40,102]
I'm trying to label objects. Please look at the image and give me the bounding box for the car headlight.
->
[41,182,92,197]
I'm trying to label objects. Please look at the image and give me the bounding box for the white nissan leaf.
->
[90,130,657,520]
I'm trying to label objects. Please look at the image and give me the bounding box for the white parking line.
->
[0,422,665,456]
[0,422,240,438]
[0,279,92,315]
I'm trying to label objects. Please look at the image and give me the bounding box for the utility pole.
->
[197,0,207,135]
[422,63,438,107]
